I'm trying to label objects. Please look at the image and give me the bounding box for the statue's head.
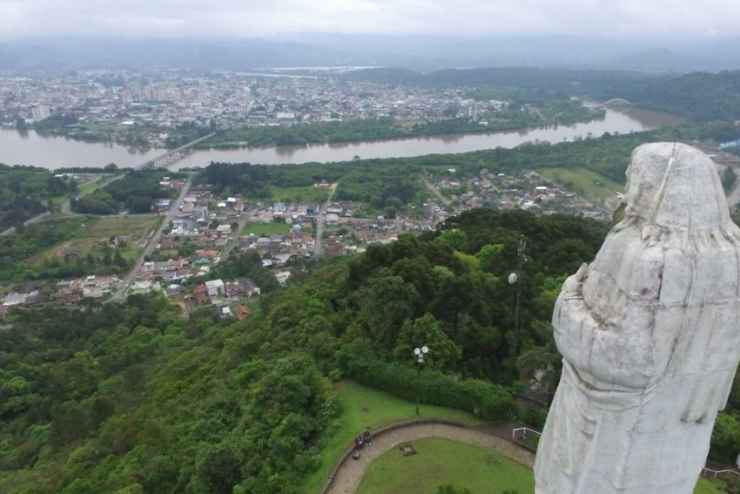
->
[554,142,740,392]
[623,142,733,232]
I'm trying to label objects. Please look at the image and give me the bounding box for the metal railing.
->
[512,426,740,482]
[512,426,541,442]
[701,466,740,479]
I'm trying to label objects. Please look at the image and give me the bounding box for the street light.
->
[509,237,527,333]
[414,345,429,416]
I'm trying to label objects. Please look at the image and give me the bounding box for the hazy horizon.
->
[3,2,740,72]
[2,0,740,40]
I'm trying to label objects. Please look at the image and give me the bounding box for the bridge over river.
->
[141,132,216,169]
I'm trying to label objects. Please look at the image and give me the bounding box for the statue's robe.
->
[534,143,740,494]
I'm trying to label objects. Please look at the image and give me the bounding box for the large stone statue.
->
[535,142,740,494]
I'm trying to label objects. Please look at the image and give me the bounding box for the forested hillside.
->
[593,71,740,122]
[0,209,603,493]
[3,208,740,493]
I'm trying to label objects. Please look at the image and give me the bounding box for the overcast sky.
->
[1,0,740,40]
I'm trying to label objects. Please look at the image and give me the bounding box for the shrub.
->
[342,357,514,422]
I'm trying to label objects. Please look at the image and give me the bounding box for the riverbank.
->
[191,104,606,151]
[0,108,656,169]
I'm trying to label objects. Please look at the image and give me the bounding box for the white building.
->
[205,279,225,298]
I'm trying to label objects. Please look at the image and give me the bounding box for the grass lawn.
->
[84,215,160,238]
[270,185,329,203]
[31,215,160,266]
[357,437,533,494]
[302,381,727,494]
[241,222,292,236]
[301,381,483,494]
[537,167,623,206]
[77,176,103,197]
[356,437,725,494]
[697,479,730,494]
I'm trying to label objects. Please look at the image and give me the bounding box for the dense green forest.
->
[0,294,337,494]
[0,164,75,230]
[589,71,740,122]
[4,208,740,493]
[74,170,181,215]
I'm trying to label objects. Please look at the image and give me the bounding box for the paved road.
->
[221,211,250,260]
[110,174,194,302]
[325,422,535,494]
[0,211,51,237]
[423,177,452,208]
[314,183,338,258]
[1,173,126,236]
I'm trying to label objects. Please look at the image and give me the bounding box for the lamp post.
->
[414,345,429,416]
[508,271,520,333]
[509,236,527,333]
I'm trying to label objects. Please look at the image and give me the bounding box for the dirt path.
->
[423,177,452,208]
[325,423,535,494]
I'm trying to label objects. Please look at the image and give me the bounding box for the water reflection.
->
[0,109,661,170]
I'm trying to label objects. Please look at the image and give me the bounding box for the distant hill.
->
[0,37,359,71]
[603,48,709,73]
[611,70,740,121]
[345,66,740,122]
[4,34,740,73]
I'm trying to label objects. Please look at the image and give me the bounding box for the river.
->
[0,109,662,170]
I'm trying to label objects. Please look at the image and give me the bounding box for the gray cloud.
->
[1,0,740,39]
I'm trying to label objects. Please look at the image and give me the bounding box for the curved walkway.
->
[324,421,535,494]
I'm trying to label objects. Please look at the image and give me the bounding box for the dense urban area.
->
[4,60,740,494]
[0,69,604,150]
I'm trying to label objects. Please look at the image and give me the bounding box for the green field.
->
[84,215,160,238]
[32,215,160,266]
[356,437,726,494]
[270,185,330,203]
[241,222,292,236]
[301,381,482,493]
[537,167,623,205]
[304,381,726,494]
[357,437,533,494]
[698,479,730,494]
[77,176,103,196]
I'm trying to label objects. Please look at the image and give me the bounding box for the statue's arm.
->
[553,264,655,391]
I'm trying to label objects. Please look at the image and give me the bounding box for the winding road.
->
[324,422,535,494]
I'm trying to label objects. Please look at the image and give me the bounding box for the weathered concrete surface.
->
[535,142,740,494]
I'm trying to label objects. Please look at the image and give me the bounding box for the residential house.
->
[205,279,225,299]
